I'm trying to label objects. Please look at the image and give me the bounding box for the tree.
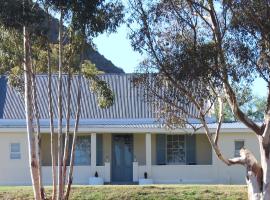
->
[128,0,270,199]
[0,1,123,199]
[0,1,47,199]
[213,86,266,122]
[44,1,123,199]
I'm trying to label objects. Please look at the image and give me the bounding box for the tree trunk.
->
[64,72,82,200]
[57,10,64,200]
[23,26,42,200]
[62,71,72,189]
[258,135,270,200]
[45,6,57,200]
[28,37,45,199]
[64,45,84,199]
[31,66,45,200]
[246,173,261,200]
[261,160,270,200]
[47,36,57,200]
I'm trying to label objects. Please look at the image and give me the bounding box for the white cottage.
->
[0,74,260,185]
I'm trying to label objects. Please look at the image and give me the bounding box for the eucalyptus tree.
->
[44,1,123,199]
[0,0,123,200]
[0,1,46,199]
[128,0,270,199]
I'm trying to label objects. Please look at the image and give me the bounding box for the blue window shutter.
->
[156,134,166,165]
[186,135,196,165]
[96,134,103,166]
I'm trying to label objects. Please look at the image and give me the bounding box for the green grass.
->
[0,185,247,200]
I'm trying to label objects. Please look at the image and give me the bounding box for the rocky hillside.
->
[48,16,124,74]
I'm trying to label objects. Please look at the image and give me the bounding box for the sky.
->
[93,25,141,74]
[94,24,268,97]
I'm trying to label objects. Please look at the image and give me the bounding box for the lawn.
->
[0,185,247,200]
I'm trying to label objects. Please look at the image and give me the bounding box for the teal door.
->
[112,135,133,183]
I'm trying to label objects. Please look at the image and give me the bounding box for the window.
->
[74,136,91,165]
[10,143,21,160]
[167,135,186,164]
[234,140,244,157]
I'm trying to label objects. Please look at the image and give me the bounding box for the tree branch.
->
[214,97,224,145]
[224,82,262,135]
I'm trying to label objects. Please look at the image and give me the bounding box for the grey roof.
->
[0,119,256,133]
[0,74,258,132]
[0,74,156,119]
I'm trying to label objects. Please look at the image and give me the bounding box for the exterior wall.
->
[0,133,31,185]
[134,134,146,165]
[41,134,51,166]
[0,131,261,185]
[41,134,58,166]
[213,132,260,184]
[103,133,111,163]
[196,135,212,165]
[138,165,215,184]
[151,134,157,164]
[42,165,109,185]
[134,132,260,185]
[0,132,110,185]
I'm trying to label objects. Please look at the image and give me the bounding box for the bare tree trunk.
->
[258,135,270,200]
[62,71,72,190]
[45,6,57,200]
[64,44,85,199]
[23,25,42,200]
[244,148,262,200]
[30,55,45,200]
[64,71,82,200]
[247,174,261,200]
[47,34,57,200]
[57,9,64,200]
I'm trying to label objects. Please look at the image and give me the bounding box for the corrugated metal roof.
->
[0,74,157,119]
[0,118,161,128]
[0,74,258,133]
[0,119,257,134]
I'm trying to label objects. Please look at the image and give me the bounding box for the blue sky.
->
[93,25,141,73]
[94,24,267,97]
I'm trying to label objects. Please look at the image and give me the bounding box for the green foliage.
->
[128,0,270,126]
[45,0,124,39]
[245,96,267,121]
[8,66,24,93]
[0,1,123,111]
[214,91,267,122]
[82,61,114,108]
[0,25,24,91]
[0,0,46,34]
[0,26,23,73]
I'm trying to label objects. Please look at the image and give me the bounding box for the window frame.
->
[166,134,187,165]
[10,143,21,160]
[234,140,245,157]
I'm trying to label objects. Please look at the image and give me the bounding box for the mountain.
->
[84,44,124,73]
[48,15,125,74]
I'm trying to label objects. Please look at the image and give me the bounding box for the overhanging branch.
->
[224,82,262,135]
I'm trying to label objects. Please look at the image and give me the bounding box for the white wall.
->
[134,134,146,165]
[213,132,260,184]
[0,131,260,185]
[0,132,110,185]
[0,133,31,185]
[137,165,215,184]
[135,132,260,184]
[42,166,107,185]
